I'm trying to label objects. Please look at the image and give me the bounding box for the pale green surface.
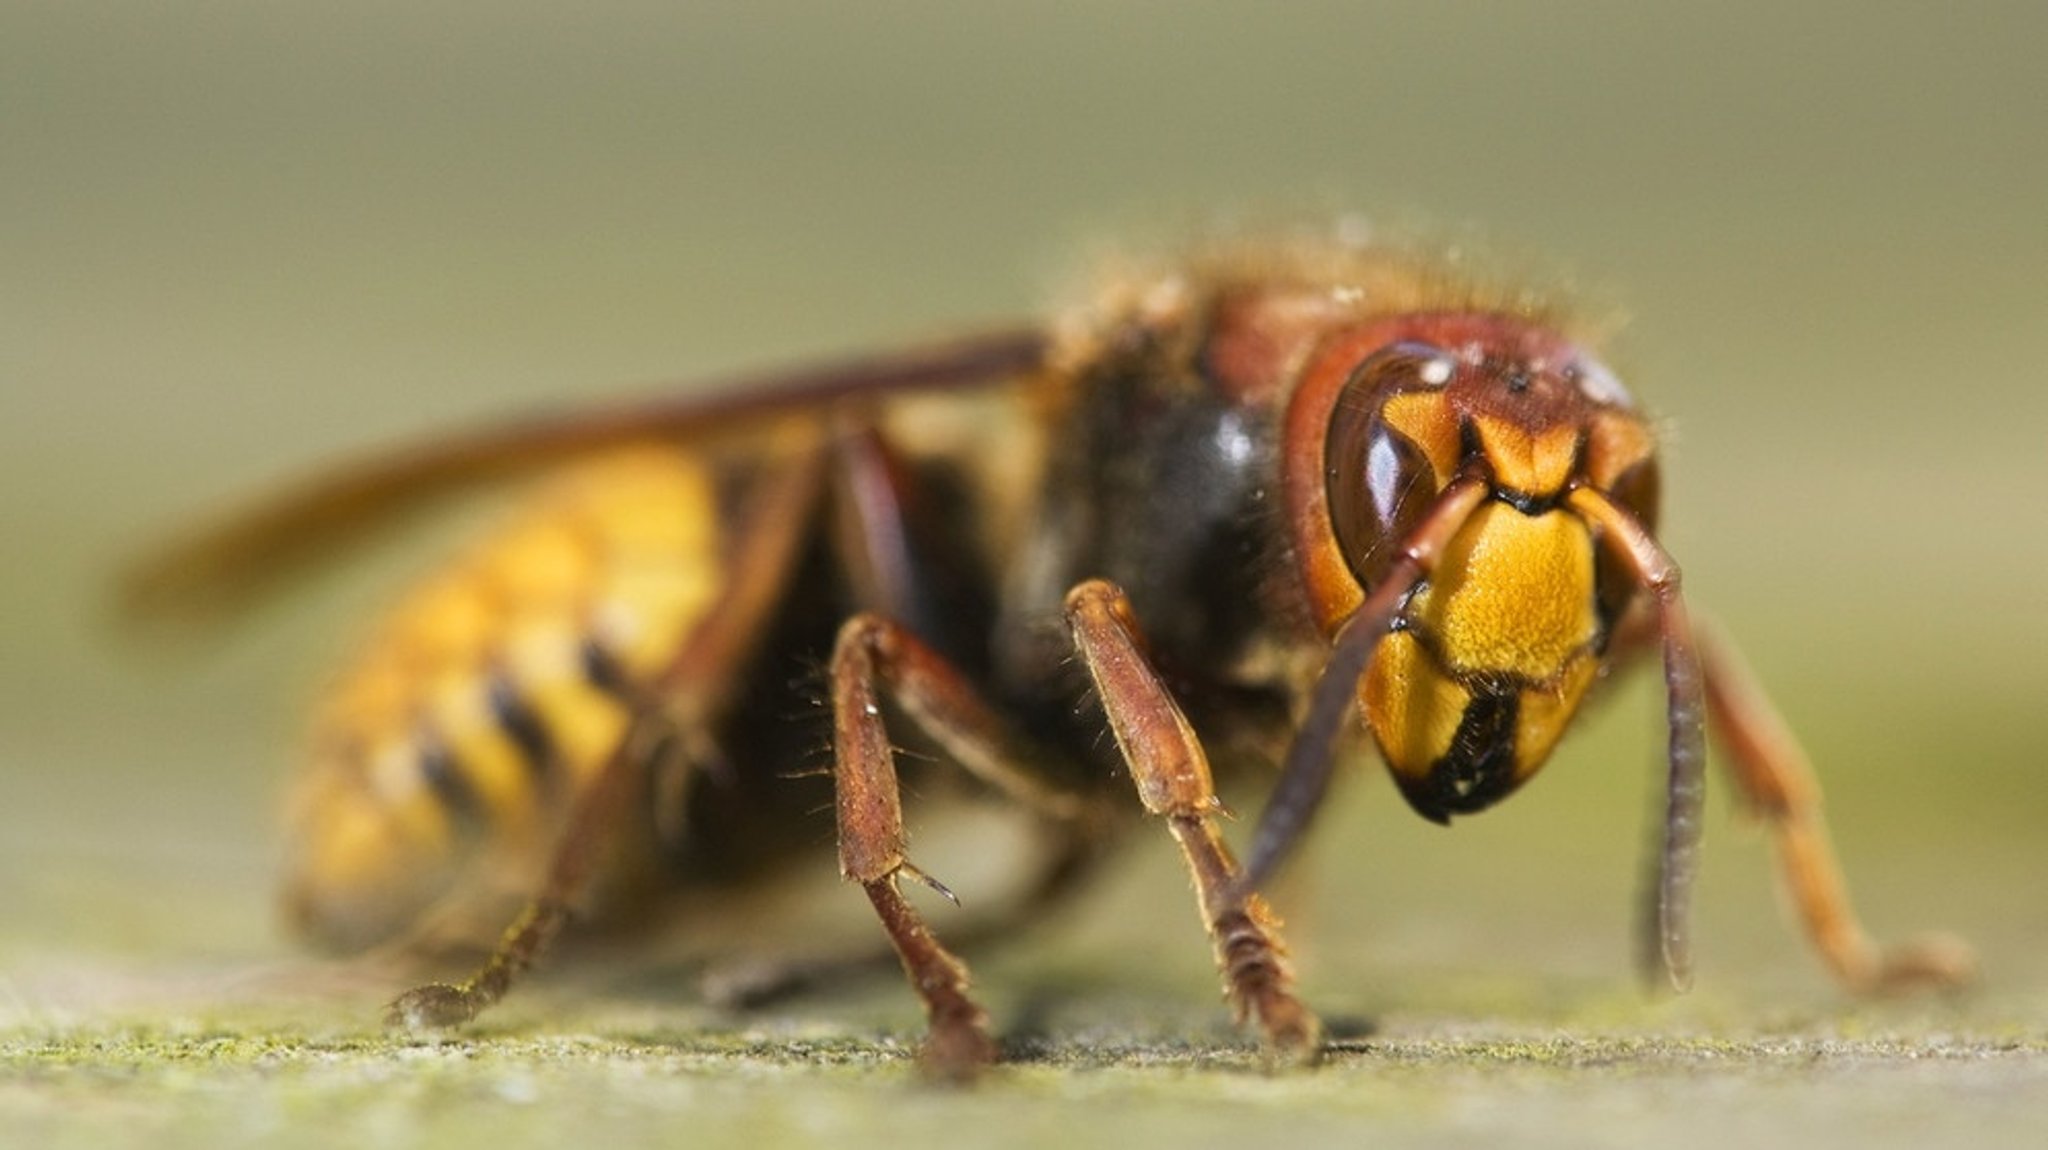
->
[5,3,2047,1147]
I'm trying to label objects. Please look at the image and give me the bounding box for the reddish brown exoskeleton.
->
[128,236,1972,1077]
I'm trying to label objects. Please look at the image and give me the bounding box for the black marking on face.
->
[1395,688,1524,824]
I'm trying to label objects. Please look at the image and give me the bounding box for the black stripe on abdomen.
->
[487,672,562,785]
[416,733,484,822]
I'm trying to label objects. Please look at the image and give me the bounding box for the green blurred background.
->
[5,2,2045,1145]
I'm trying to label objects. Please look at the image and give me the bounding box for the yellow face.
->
[1361,499,1603,819]
[1293,316,1658,821]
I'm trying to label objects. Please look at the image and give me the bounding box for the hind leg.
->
[388,439,829,1028]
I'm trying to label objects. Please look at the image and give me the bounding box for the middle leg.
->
[829,612,1095,1077]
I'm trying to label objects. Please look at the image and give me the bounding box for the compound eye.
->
[1566,353,1635,408]
[1325,343,1450,590]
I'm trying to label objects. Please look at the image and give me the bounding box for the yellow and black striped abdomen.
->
[284,448,724,951]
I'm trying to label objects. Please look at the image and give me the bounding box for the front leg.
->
[1063,578,1321,1061]
[1697,624,1975,992]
